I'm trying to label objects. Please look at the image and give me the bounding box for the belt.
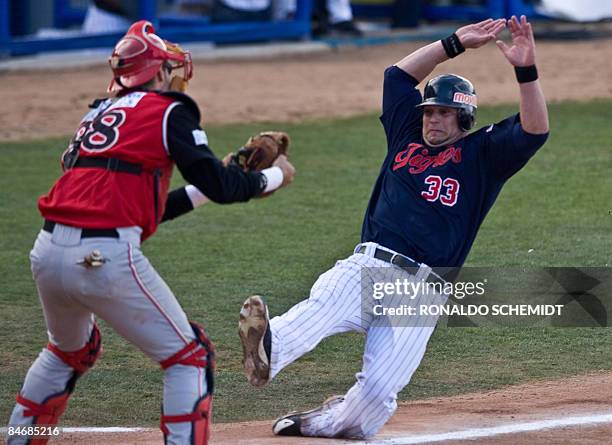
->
[43,220,119,239]
[357,245,446,285]
[73,156,143,175]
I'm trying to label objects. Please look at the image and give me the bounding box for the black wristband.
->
[441,33,466,59]
[514,65,538,83]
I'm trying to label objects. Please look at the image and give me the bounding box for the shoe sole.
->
[238,295,270,387]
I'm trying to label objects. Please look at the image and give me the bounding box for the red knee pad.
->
[47,323,103,374]
[160,322,215,370]
[159,321,216,445]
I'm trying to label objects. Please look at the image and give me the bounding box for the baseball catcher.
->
[6,20,295,445]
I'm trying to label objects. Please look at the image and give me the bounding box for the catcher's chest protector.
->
[38,92,177,241]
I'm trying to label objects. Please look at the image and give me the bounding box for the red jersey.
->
[39,92,180,241]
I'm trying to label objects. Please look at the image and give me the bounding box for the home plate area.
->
[47,372,612,444]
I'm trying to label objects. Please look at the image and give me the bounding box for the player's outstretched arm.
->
[496,15,549,134]
[161,151,295,223]
[395,18,506,83]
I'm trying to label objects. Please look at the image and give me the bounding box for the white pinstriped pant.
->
[7,225,206,445]
[269,242,447,439]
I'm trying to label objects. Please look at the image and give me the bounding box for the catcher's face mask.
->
[108,20,193,93]
[163,40,193,92]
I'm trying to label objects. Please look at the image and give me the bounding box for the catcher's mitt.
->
[230,131,290,171]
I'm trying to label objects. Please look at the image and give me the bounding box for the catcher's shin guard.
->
[13,324,102,445]
[161,393,213,445]
[14,389,74,445]
[160,321,216,445]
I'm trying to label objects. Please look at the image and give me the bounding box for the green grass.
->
[1,100,611,426]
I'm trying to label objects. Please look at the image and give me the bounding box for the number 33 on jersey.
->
[392,142,462,207]
[421,175,460,206]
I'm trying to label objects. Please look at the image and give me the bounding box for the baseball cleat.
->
[272,395,345,437]
[238,295,271,387]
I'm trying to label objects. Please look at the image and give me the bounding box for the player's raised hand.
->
[496,15,536,67]
[456,18,506,49]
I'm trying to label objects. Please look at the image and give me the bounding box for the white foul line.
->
[361,413,612,445]
[2,412,611,442]
[0,427,153,434]
[61,427,153,433]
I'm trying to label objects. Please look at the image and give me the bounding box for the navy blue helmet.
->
[417,74,477,131]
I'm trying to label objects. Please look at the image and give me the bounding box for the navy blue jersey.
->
[361,66,548,267]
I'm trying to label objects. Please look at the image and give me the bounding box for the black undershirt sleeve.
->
[161,103,265,222]
[161,187,193,223]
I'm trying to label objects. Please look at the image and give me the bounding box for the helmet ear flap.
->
[457,108,475,131]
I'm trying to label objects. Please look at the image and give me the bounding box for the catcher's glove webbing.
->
[231,131,290,171]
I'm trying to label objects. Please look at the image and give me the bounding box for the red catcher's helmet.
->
[108,20,193,92]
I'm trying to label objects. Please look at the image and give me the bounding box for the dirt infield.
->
[1,38,612,142]
[49,372,612,444]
